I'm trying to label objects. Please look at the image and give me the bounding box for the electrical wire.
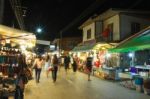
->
[9,0,25,30]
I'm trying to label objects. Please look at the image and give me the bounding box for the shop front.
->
[92,43,119,80]
[71,42,118,79]
[71,43,95,71]
[109,26,150,94]
[109,27,150,75]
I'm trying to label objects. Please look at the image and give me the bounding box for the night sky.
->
[21,0,150,41]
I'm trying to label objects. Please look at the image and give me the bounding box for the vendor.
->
[15,69,27,99]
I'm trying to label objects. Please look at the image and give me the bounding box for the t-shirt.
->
[86,57,93,67]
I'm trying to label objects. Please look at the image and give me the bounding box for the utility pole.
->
[0,0,4,24]
[59,31,62,56]
[9,0,25,30]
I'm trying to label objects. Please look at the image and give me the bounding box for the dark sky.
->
[23,0,95,40]
[22,0,150,41]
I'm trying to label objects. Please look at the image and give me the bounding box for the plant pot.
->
[135,85,143,92]
[144,79,150,88]
[134,77,143,85]
[144,88,150,95]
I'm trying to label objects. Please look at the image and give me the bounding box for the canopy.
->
[0,25,36,47]
[72,44,95,52]
[109,27,150,53]
[72,42,117,52]
[93,43,117,50]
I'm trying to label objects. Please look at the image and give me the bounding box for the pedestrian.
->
[33,55,44,83]
[51,54,59,82]
[44,55,51,78]
[86,54,93,81]
[64,54,70,73]
[14,69,27,99]
[72,55,78,72]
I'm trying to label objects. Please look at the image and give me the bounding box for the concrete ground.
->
[24,68,149,99]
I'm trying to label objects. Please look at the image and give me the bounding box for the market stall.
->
[71,43,95,71]
[0,25,36,98]
[109,26,150,94]
[71,42,119,80]
[92,42,119,80]
[109,26,150,77]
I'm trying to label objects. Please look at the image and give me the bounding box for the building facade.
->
[73,8,150,68]
[79,8,150,43]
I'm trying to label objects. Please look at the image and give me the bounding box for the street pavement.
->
[24,68,149,99]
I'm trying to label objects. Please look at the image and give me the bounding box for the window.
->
[108,23,113,41]
[131,22,140,34]
[87,29,91,39]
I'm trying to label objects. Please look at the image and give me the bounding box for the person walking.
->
[33,55,44,83]
[71,55,78,72]
[51,54,59,82]
[64,54,70,73]
[44,55,51,78]
[86,54,93,81]
[15,70,26,99]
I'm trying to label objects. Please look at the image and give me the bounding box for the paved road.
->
[24,68,149,99]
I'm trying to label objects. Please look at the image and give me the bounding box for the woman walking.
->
[44,55,51,78]
[51,54,59,82]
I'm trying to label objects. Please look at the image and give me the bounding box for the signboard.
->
[36,40,50,45]
[50,44,55,51]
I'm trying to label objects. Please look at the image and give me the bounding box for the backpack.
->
[86,57,92,67]
[53,58,58,64]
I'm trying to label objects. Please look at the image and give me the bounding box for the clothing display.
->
[0,47,30,98]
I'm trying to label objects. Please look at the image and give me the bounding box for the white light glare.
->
[106,53,111,58]
[37,28,42,33]
[128,53,133,58]
[20,45,26,51]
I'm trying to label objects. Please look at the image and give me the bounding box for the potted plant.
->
[134,77,143,92]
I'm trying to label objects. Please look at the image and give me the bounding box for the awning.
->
[93,42,117,50]
[0,25,36,47]
[72,42,117,52]
[72,44,95,52]
[109,27,150,53]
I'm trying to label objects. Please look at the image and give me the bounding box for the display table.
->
[101,67,117,80]
[135,66,150,78]
[118,72,139,79]
[118,72,140,89]
[135,65,150,70]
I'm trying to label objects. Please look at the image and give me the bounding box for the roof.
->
[72,44,95,52]
[79,8,150,29]
[0,24,36,47]
[71,42,117,52]
[109,26,150,53]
